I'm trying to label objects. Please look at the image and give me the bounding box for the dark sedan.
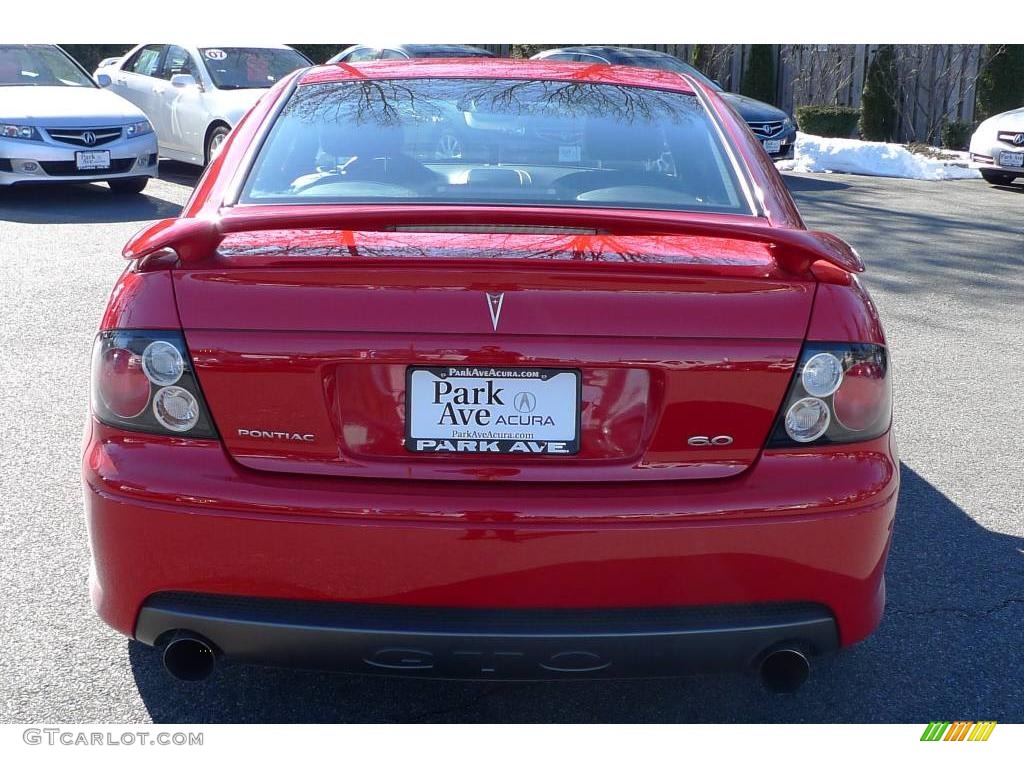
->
[532,46,797,159]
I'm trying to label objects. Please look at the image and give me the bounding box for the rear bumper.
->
[137,593,838,679]
[84,421,897,676]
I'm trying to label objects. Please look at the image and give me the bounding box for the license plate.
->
[76,150,110,170]
[763,139,782,154]
[406,366,581,454]
[998,151,1024,168]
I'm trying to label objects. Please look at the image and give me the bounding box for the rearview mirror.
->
[96,73,112,88]
[171,74,197,89]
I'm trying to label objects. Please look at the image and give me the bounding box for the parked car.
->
[94,44,312,166]
[532,46,797,159]
[93,56,124,75]
[0,44,158,192]
[969,106,1024,186]
[326,43,496,64]
[85,59,896,691]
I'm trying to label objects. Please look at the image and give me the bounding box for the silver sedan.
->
[95,44,311,166]
[969,106,1024,186]
[0,44,158,192]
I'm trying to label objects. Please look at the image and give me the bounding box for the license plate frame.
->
[405,365,582,455]
[75,150,111,170]
[998,151,1024,168]
[763,139,782,154]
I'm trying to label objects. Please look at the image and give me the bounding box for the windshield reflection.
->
[243,78,749,215]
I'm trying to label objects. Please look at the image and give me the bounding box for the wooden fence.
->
[476,44,987,143]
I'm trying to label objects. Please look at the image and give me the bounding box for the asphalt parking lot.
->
[1,164,1021,723]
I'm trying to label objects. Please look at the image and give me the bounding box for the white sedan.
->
[95,44,311,166]
[0,44,158,192]
[969,106,1024,186]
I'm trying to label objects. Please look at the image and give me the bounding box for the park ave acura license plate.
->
[999,151,1024,168]
[406,366,581,454]
[75,150,110,170]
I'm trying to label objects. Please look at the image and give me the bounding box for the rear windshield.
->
[198,47,310,90]
[240,78,750,215]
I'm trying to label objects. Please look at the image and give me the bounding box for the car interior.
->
[243,80,745,213]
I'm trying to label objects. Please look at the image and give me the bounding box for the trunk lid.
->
[174,228,814,482]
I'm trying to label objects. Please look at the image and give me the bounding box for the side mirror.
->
[96,73,112,88]
[170,73,198,89]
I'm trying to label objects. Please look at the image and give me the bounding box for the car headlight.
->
[782,116,795,131]
[0,124,41,141]
[125,120,154,139]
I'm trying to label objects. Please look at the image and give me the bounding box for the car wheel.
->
[205,125,231,165]
[108,177,149,194]
[980,169,1016,186]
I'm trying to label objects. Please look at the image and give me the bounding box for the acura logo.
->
[513,392,537,413]
[486,292,504,331]
[82,131,97,146]
[1014,133,1024,147]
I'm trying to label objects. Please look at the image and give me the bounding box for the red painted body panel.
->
[807,278,887,345]
[185,330,801,481]
[100,267,180,330]
[173,263,812,337]
[85,421,896,646]
[171,233,816,481]
[85,61,898,669]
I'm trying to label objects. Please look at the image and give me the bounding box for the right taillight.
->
[768,343,891,447]
[91,330,218,439]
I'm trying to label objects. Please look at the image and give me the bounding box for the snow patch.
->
[776,132,981,181]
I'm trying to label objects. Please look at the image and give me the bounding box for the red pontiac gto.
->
[83,60,897,691]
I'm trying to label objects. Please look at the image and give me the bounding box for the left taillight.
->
[768,342,891,447]
[91,330,218,439]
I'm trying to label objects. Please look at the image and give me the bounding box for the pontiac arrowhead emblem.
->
[486,292,504,331]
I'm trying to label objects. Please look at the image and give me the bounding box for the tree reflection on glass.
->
[245,77,747,215]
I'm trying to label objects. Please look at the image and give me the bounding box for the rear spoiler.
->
[124,206,865,275]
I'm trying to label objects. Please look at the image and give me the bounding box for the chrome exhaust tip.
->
[759,647,810,693]
[161,631,218,681]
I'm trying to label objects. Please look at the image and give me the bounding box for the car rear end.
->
[83,62,897,685]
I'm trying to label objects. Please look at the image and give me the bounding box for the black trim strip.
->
[136,592,839,679]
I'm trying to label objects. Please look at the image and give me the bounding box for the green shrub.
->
[795,105,860,138]
[511,44,543,59]
[59,44,133,73]
[860,45,900,141]
[740,45,777,105]
[940,121,972,150]
[975,44,1024,122]
[690,44,710,69]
